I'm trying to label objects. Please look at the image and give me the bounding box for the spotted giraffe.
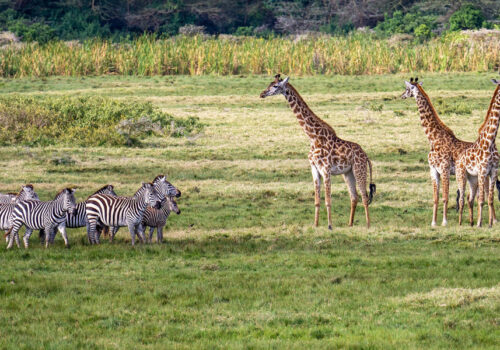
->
[260,74,376,229]
[401,77,499,226]
[456,79,500,227]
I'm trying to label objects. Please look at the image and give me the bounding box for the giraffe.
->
[456,79,500,227]
[402,77,499,226]
[260,74,376,229]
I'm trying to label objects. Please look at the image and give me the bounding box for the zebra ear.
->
[108,184,114,190]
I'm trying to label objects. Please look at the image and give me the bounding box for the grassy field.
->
[0,73,499,349]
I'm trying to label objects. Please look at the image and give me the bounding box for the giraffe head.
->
[401,77,422,99]
[260,74,289,98]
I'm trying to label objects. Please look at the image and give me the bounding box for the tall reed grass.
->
[0,33,498,77]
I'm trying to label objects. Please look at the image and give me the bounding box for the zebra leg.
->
[110,226,119,243]
[58,224,70,248]
[137,224,145,244]
[149,226,155,243]
[7,221,23,249]
[44,226,55,248]
[23,228,33,248]
[128,223,137,246]
[39,229,45,245]
[87,219,98,245]
[157,226,163,244]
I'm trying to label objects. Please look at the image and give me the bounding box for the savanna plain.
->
[0,73,499,349]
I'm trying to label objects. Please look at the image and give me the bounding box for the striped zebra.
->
[0,185,39,204]
[0,193,17,204]
[86,182,162,245]
[1,185,40,241]
[139,196,180,243]
[100,175,180,241]
[152,174,181,198]
[43,185,117,244]
[6,188,77,249]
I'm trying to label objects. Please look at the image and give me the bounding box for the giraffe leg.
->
[466,175,478,227]
[323,173,332,230]
[441,169,450,226]
[430,168,440,227]
[343,171,358,227]
[488,170,497,227]
[311,165,321,227]
[477,174,486,227]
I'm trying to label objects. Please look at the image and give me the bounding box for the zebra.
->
[152,174,181,198]
[1,185,40,241]
[0,193,17,204]
[100,175,180,241]
[85,182,162,245]
[6,188,77,249]
[0,185,39,204]
[139,196,180,243]
[43,185,117,244]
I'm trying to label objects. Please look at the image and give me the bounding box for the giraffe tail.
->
[456,189,460,212]
[368,159,376,205]
[496,178,500,201]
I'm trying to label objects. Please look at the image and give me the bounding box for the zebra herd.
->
[0,175,181,249]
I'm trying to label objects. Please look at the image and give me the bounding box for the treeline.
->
[1,1,499,43]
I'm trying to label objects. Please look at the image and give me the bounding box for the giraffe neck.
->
[283,84,336,141]
[414,86,455,146]
[477,85,500,149]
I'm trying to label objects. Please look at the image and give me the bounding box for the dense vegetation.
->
[0,1,499,42]
[0,74,499,348]
[0,95,203,146]
[1,31,499,78]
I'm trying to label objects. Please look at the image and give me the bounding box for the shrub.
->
[376,11,436,37]
[0,96,204,147]
[449,4,485,31]
[7,20,56,44]
[414,23,432,41]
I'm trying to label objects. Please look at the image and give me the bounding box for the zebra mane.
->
[133,182,153,197]
[54,187,73,199]
[92,184,113,195]
[153,175,166,183]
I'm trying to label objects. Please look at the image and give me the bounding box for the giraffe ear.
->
[491,79,500,85]
[404,81,412,88]
[280,76,289,85]
[418,81,423,86]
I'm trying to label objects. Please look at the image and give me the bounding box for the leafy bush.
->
[449,4,485,31]
[7,19,55,44]
[414,23,432,41]
[0,96,204,147]
[376,11,436,37]
[234,26,254,36]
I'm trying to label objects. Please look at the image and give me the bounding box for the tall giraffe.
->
[402,77,473,226]
[260,74,376,229]
[456,79,500,227]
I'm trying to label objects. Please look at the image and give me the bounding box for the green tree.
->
[449,4,485,31]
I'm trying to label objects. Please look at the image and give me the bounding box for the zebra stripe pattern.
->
[100,175,181,241]
[1,185,40,241]
[85,182,162,245]
[140,196,180,243]
[0,185,39,204]
[7,188,77,249]
[65,185,117,228]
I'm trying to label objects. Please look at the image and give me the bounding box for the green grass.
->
[0,73,499,349]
